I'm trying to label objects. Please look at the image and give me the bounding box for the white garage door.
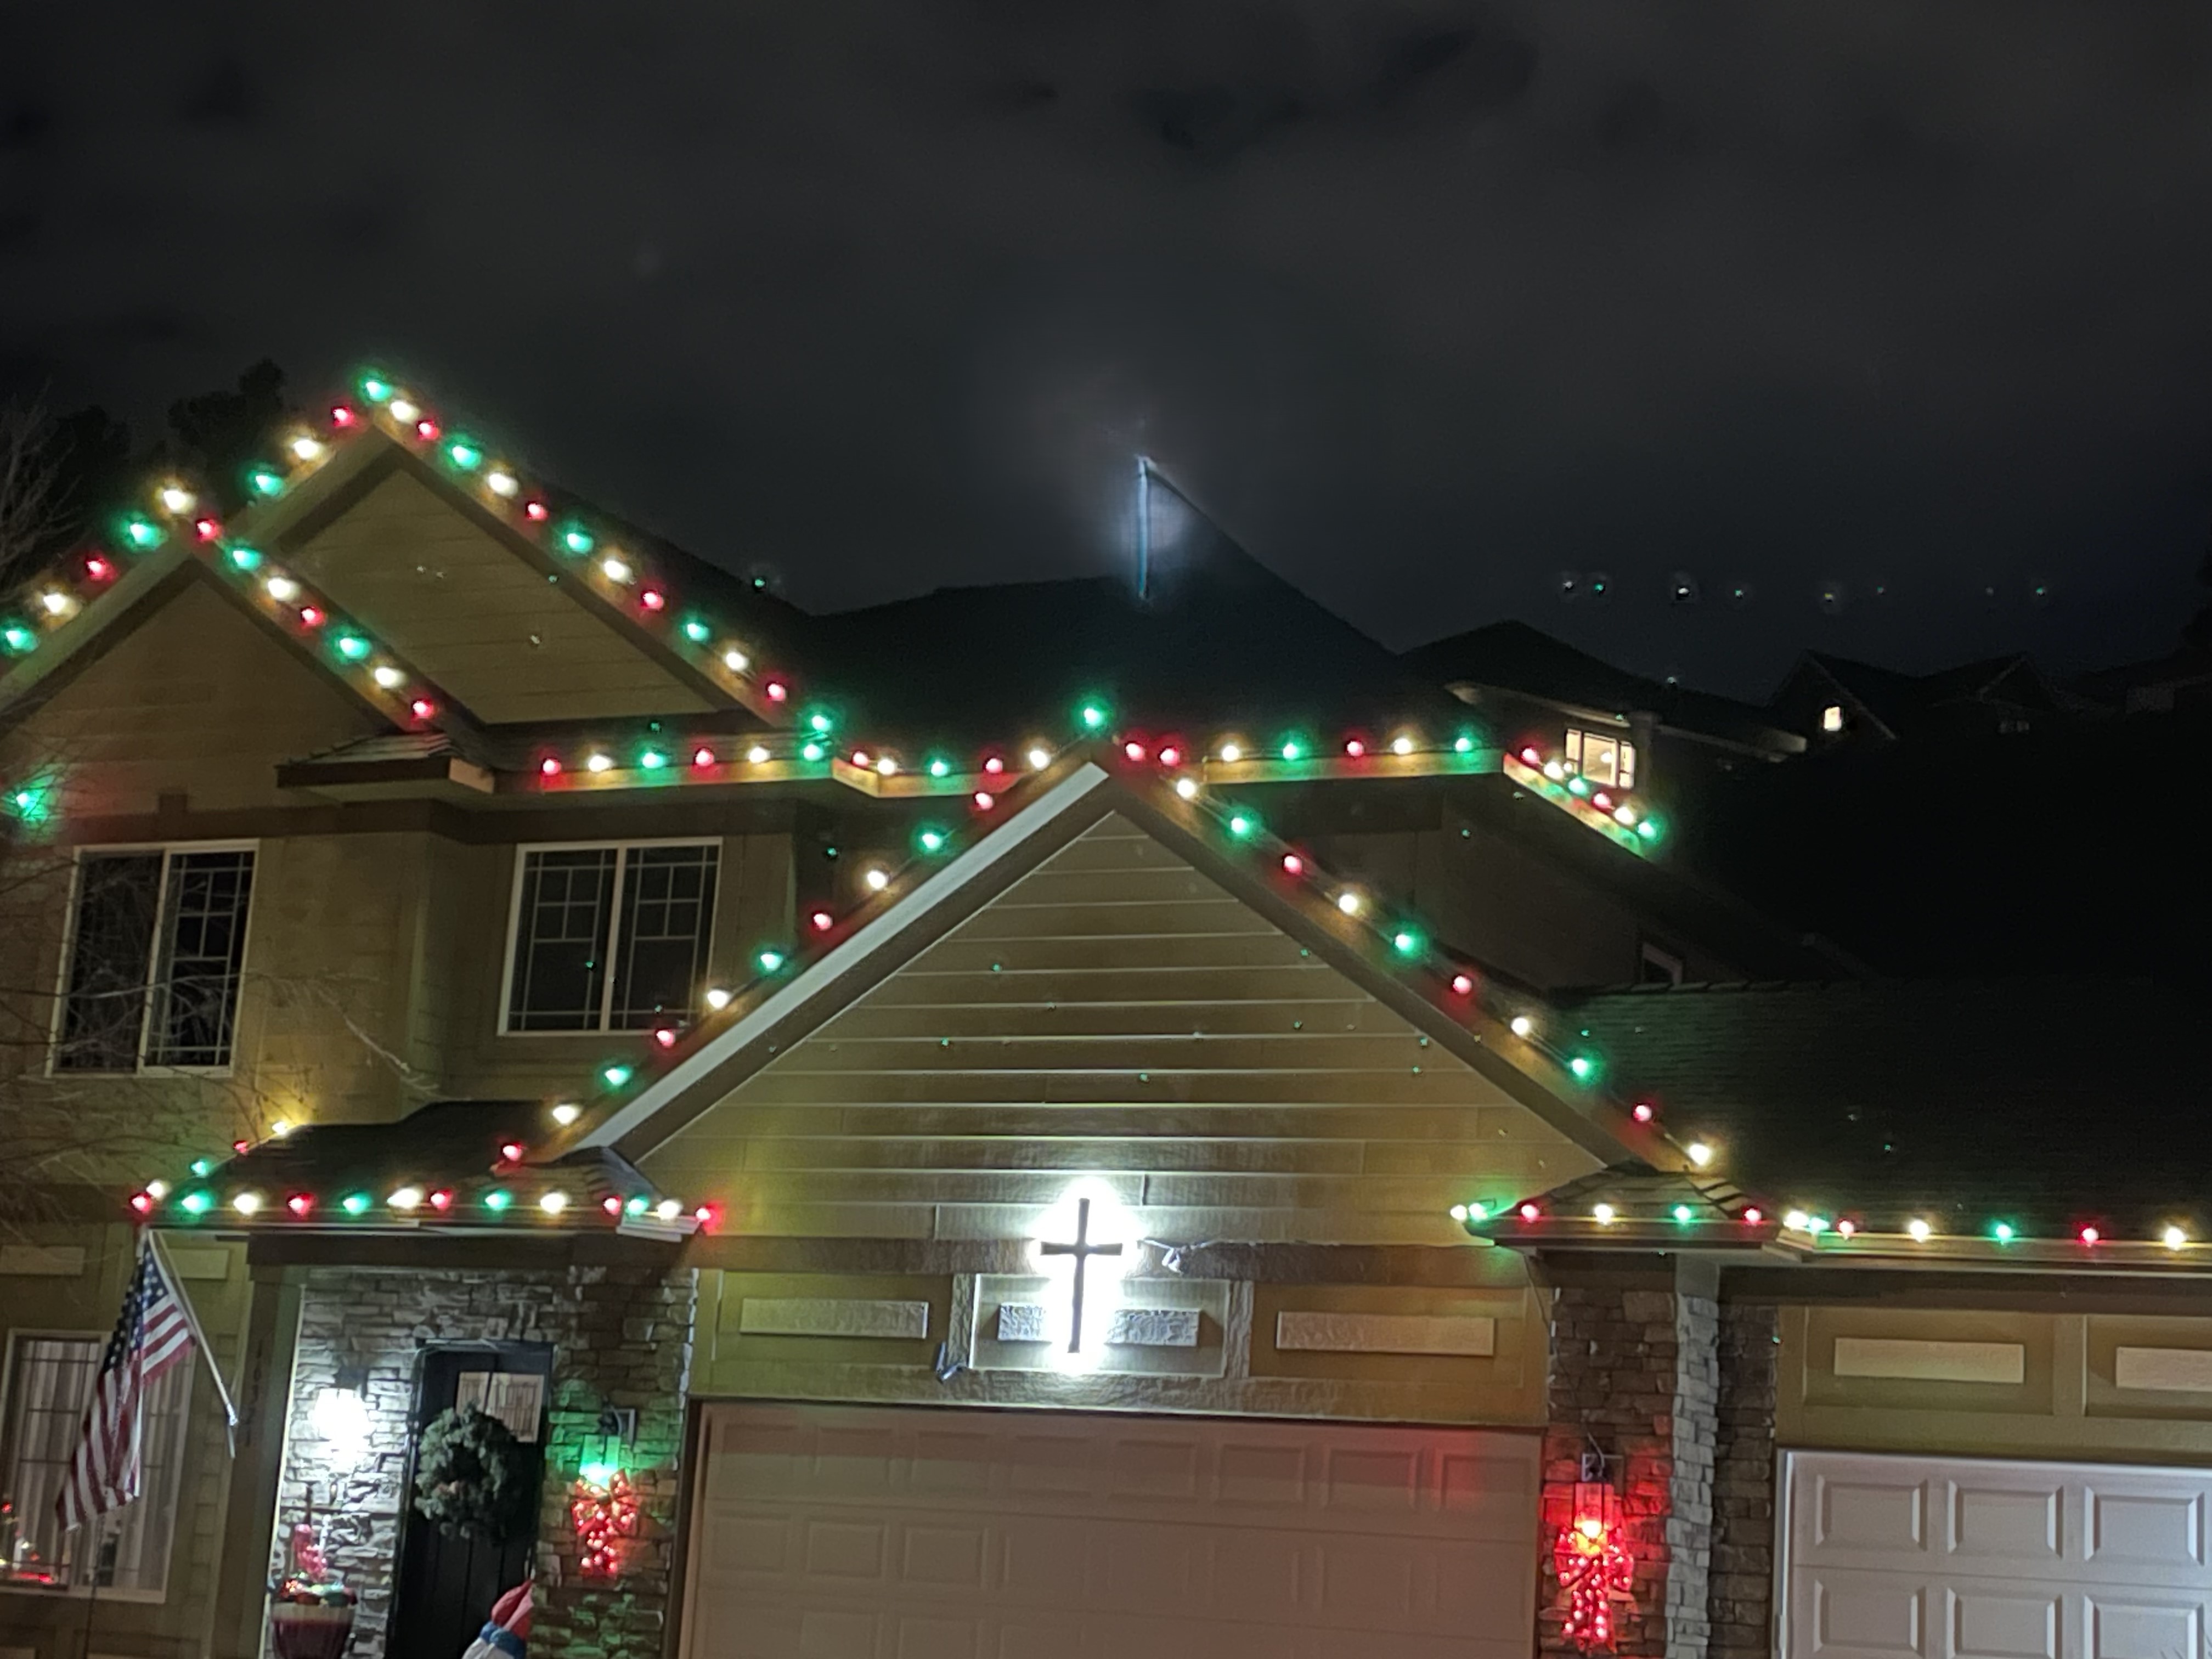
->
[1783,1450,2212,1659]
[684,1402,1539,1659]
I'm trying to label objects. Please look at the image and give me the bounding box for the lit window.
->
[56,847,256,1071]
[1565,727,1635,789]
[1821,704,1844,733]
[0,1333,192,1595]
[504,843,719,1032]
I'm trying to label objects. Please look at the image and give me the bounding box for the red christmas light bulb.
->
[428,1189,454,1212]
[1344,738,1364,757]
[810,911,833,932]
[195,517,222,541]
[602,1195,623,1216]
[1519,1203,1541,1222]
[540,756,562,776]
[1281,854,1304,876]
[234,1139,251,1154]
[653,1027,678,1049]
[499,1141,526,1164]
[415,419,439,441]
[982,755,1004,774]
[1520,746,1541,765]
[1449,973,1475,996]
[330,404,356,427]
[287,1193,313,1217]
[765,679,788,701]
[1632,1102,1655,1123]
[130,1192,154,1214]
[1159,746,1182,767]
[86,555,113,580]
[2080,1226,2100,1245]
[524,500,549,522]
[640,589,665,611]
[410,698,435,719]
[1124,741,1147,762]
[298,606,324,627]
[973,791,995,810]
[1742,1207,1763,1224]
[692,747,715,768]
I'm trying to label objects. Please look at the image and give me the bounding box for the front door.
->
[389,1344,552,1659]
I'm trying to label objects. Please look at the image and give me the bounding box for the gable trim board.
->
[577,759,1657,1177]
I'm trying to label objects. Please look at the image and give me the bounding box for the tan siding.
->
[644,814,1602,1243]
[0,576,380,815]
[285,470,712,722]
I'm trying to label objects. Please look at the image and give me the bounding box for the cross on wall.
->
[1037,1196,1124,1353]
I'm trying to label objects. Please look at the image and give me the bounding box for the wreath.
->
[412,1405,535,1541]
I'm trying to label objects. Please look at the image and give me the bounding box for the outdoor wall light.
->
[311,1361,373,1469]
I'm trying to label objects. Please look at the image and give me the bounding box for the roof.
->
[804,473,1464,747]
[1550,978,2204,1242]
[1793,650,2061,739]
[182,1099,691,1237]
[1405,620,1799,756]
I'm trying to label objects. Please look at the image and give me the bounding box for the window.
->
[55,847,256,1072]
[504,842,719,1032]
[1565,727,1636,790]
[0,1334,191,1597]
[1820,703,1845,733]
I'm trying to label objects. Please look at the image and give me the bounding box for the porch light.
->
[311,1380,371,1468]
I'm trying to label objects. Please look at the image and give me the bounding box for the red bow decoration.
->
[1553,1482,1634,1651]
[570,1470,640,1577]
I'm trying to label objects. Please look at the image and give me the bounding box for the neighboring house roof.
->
[803,475,1463,748]
[1404,619,1801,758]
[1468,977,2208,1266]
[1786,650,2063,741]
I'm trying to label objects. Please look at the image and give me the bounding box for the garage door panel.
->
[1804,1571,1929,1657]
[2084,1488,2206,1571]
[1785,1454,2212,1659]
[1949,1584,2061,1659]
[2084,1592,2206,1659]
[1949,1485,2062,1565]
[686,1405,1538,1658]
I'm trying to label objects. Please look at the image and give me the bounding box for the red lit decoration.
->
[1554,1481,1633,1651]
[569,1468,639,1577]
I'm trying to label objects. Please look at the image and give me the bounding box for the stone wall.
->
[1539,1278,1719,1659]
[1711,1302,1781,1659]
[275,1261,696,1659]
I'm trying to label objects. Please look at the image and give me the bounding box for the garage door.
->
[683,1403,1540,1658]
[1782,1450,2212,1659]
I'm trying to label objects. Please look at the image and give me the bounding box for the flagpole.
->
[80,1510,107,1657]
[144,1228,239,1452]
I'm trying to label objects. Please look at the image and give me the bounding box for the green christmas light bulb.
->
[179,1190,213,1215]
[917,828,947,853]
[228,545,263,571]
[928,758,951,778]
[483,1189,512,1212]
[123,517,162,549]
[360,375,393,403]
[1279,740,1302,761]
[601,1064,634,1088]
[1673,1204,1695,1223]
[1227,814,1256,838]
[639,749,667,770]
[808,711,834,734]
[248,467,286,498]
[624,1195,648,1216]
[446,439,482,470]
[1991,1221,2015,1243]
[757,949,787,974]
[561,526,595,556]
[341,1192,371,1216]
[1568,1055,1598,1081]
[1391,930,1421,956]
[1453,734,1475,753]
[800,742,825,762]
[336,635,371,661]
[1079,702,1108,731]
[190,1158,216,1177]
[2,624,34,652]
[682,619,710,643]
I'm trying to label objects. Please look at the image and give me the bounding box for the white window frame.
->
[0,1329,194,1603]
[46,840,260,1078]
[1564,727,1637,790]
[496,838,720,1036]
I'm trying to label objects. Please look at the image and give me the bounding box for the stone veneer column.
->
[274,1261,695,1659]
[1538,1268,1719,1659]
[1709,1302,1781,1659]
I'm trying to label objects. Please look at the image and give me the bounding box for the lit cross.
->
[1037,1197,1124,1353]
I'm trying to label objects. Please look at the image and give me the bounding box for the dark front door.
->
[389,1344,551,1659]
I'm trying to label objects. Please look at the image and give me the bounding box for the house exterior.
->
[1,371,2207,1659]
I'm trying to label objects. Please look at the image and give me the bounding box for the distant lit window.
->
[1820,704,1844,733]
[1565,727,1635,789]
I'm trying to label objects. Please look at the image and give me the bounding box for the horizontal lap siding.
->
[287,471,712,721]
[648,816,1599,1243]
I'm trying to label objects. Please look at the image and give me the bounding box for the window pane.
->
[507,849,619,1031]
[101,1361,190,1594]
[145,850,256,1068]
[610,845,719,1029]
[56,854,163,1072]
[0,1335,98,1589]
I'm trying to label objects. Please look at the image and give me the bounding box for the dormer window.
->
[1564,727,1635,789]
[1821,704,1844,733]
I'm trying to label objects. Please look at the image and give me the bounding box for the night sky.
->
[4,3,2209,697]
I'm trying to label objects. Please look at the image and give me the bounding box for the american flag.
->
[58,1233,195,1534]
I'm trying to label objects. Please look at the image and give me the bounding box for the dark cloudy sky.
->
[3,2,2209,696]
